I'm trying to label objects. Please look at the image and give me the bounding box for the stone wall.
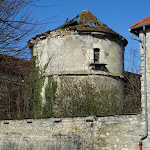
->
[32,30,124,76]
[30,29,126,116]
[42,75,124,116]
[0,115,150,150]
[138,28,150,148]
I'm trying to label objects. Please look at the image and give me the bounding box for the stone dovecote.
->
[28,10,128,113]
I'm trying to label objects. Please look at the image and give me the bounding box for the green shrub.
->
[42,77,57,117]
[56,79,121,117]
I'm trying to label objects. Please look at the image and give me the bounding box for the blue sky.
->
[30,0,150,73]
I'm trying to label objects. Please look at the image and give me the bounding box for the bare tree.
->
[0,0,38,57]
[123,47,141,113]
[124,47,141,74]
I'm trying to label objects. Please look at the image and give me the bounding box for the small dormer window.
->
[90,48,108,71]
[94,48,100,63]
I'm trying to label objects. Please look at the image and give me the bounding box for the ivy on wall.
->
[28,56,55,118]
[28,62,44,118]
[56,79,121,117]
[43,76,57,117]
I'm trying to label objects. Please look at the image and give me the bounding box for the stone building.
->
[28,10,128,116]
[1,12,150,150]
[130,15,150,149]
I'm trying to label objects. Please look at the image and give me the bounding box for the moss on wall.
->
[42,77,57,117]
[28,63,123,118]
[27,56,140,118]
[28,56,55,118]
[28,62,45,118]
[55,79,121,117]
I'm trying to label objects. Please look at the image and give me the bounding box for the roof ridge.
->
[130,15,150,28]
[28,10,128,47]
[56,10,107,30]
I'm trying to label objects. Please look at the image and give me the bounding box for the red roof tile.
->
[130,15,150,28]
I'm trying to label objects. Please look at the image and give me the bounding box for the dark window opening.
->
[90,48,109,72]
[94,48,100,63]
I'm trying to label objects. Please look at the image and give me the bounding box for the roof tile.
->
[29,10,128,47]
[130,15,150,28]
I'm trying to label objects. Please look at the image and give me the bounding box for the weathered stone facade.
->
[29,11,127,108]
[32,30,125,76]
[139,28,150,147]
[130,16,150,149]
[2,12,150,150]
[0,115,147,150]
[139,28,150,115]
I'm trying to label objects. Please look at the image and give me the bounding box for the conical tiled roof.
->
[56,10,107,29]
[56,10,126,39]
[29,10,127,47]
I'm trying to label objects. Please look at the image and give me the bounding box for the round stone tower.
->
[28,10,128,116]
